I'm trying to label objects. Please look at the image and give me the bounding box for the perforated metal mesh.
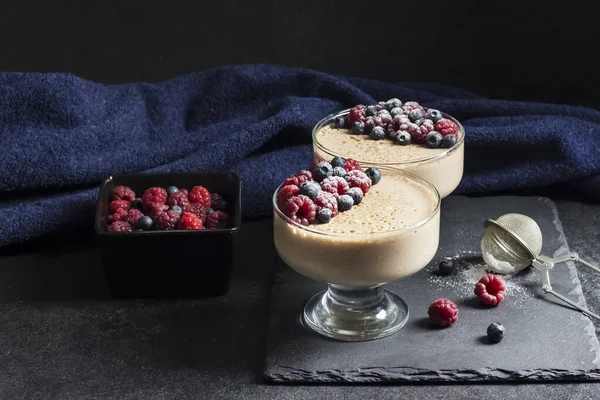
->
[481,213,543,273]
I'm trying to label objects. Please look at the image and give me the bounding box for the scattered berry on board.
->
[487,323,505,343]
[428,298,459,327]
[106,185,231,232]
[474,274,507,306]
[333,100,460,148]
[438,259,454,276]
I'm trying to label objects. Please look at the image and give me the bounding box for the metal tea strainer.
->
[481,213,600,321]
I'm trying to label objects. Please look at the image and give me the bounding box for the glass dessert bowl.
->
[273,165,441,341]
[312,101,465,199]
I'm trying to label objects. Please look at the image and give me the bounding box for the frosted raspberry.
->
[142,187,167,208]
[403,101,425,116]
[392,114,410,130]
[108,208,128,223]
[177,212,204,230]
[348,105,366,123]
[277,184,300,210]
[189,185,211,207]
[345,170,372,194]
[109,200,131,213]
[145,203,168,219]
[313,191,338,217]
[126,209,144,225]
[284,170,312,187]
[344,158,362,172]
[154,210,180,230]
[434,119,460,137]
[320,176,350,198]
[282,195,317,226]
[398,121,423,144]
[474,274,506,306]
[417,118,435,135]
[210,193,228,210]
[428,298,458,327]
[111,186,136,201]
[185,203,207,221]
[375,101,386,111]
[205,210,229,229]
[107,221,132,232]
[167,189,190,209]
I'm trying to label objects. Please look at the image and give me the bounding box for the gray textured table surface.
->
[0,195,599,400]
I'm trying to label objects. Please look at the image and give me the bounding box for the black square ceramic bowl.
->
[94,172,241,299]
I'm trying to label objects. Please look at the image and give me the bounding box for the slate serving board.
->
[263,196,600,384]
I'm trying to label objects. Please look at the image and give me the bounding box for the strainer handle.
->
[544,289,600,322]
[547,252,600,274]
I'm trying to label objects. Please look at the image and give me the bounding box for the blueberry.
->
[442,134,457,148]
[337,195,354,212]
[390,107,403,117]
[366,105,377,116]
[170,205,183,216]
[426,109,443,123]
[313,161,334,182]
[130,199,143,209]
[426,131,443,148]
[409,108,424,122]
[396,131,412,146]
[317,208,332,223]
[135,216,153,231]
[334,116,346,129]
[332,167,347,178]
[370,126,386,141]
[352,121,365,135]
[364,167,381,185]
[206,208,214,216]
[330,156,346,168]
[300,181,321,199]
[346,187,363,205]
[166,186,179,196]
[438,259,454,276]
[487,323,505,343]
[385,98,402,110]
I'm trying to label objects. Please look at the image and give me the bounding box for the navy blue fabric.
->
[1,64,599,246]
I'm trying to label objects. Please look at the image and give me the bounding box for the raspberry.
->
[107,221,132,232]
[210,193,228,210]
[142,187,168,208]
[434,119,460,137]
[277,184,300,210]
[282,195,317,226]
[185,203,207,221]
[284,170,312,187]
[348,105,366,123]
[205,210,229,229]
[109,200,131,213]
[167,190,190,209]
[111,186,136,202]
[177,212,204,230]
[428,298,458,327]
[398,121,423,144]
[345,170,372,194]
[474,274,506,306]
[145,202,168,219]
[320,176,350,198]
[126,209,144,225]
[364,117,376,134]
[378,113,392,125]
[108,208,128,224]
[417,118,435,135]
[313,191,338,217]
[386,125,398,139]
[153,210,181,230]
[392,114,410,130]
[344,158,361,172]
[403,101,425,116]
[188,185,211,207]
[375,101,386,111]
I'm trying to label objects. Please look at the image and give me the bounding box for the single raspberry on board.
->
[343,158,362,172]
[313,191,338,217]
[142,187,167,208]
[205,210,229,229]
[126,209,144,225]
[320,176,350,198]
[109,200,131,213]
[345,170,372,194]
[167,189,190,209]
[177,212,204,230]
[188,185,212,207]
[107,221,132,232]
[434,119,460,137]
[428,298,459,327]
[474,274,506,306]
[282,195,317,226]
[111,186,136,202]
[284,170,313,187]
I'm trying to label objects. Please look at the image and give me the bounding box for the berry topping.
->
[487,323,505,343]
[330,156,346,169]
[364,117,375,134]
[345,170,372,194]
[145,202,168,219]
[403,101,425,116]
[135,215,153,231]
[370,126,386,140]
[109,200,131,213]
[313,162,334,182]
[111,186,136,202]
[167,190,190,209]
[426,109,443,123]
[385,98,402,110]
[364,167,381,185]
[188,185,212,207]
[320,176,350,198]
[126,209,144,225]
[317,208,332,224]
[284,170,312,187]
[177,212,204,230]
[170,205,183,216]
[283,195,317,226]
[352,120,365,135]
[434,119,459,137]
[108,208,128,224]
[474,274,506,306]
[277,184,300,209]
[337,194,354,212]
[428,298,458,327]
[344,158,362,172]
[142,187,168,208]
[185,203,207,221]
[313,191,338,217]
[377,111,392,125]
[166,186,179,196]
[332,167,347,178]
[348,106,366,123]
[442,134,458,148]
[210,193,228,210]
[426,131,443,148]
[396,131,412,145]
[300,181,321,199]
[408,108,424,122]
[375,101,386,111]
[366,105,377,116]
[417,118,435,136]
[392,114,410,129]
[205,210,229,229]
[153,209,180,230]
[346,187,363,205]
[107,221,132,232]
[334,116,346,129]
[389,107,403,117]
[438,259,454,276]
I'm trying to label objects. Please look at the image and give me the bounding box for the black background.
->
[1,1,598,108]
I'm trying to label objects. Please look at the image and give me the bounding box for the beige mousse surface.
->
[273,172,440,286]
